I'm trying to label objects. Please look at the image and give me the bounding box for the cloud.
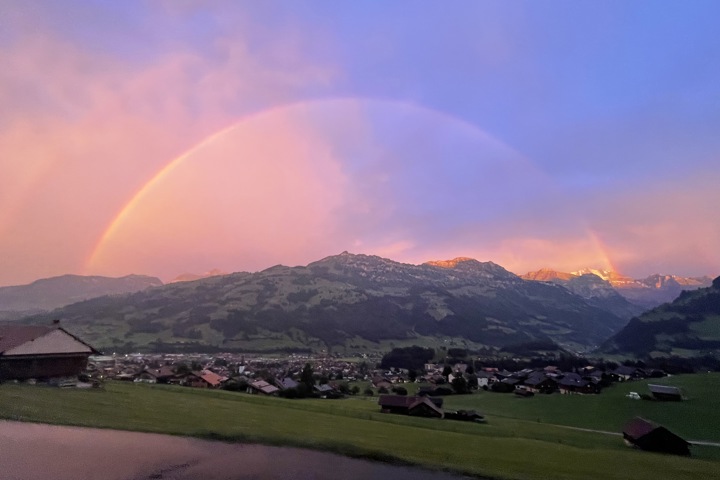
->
[0,7,337,285]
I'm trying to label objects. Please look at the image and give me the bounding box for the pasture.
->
[0,374,719,479]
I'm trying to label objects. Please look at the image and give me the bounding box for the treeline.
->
[380,346,435,371]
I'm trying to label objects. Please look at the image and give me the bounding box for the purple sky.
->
[1,1,719,286]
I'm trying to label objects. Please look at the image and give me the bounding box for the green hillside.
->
[602,277,720,357]
[18,253,628,353]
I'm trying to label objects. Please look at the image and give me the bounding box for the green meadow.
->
[1,374,719,480]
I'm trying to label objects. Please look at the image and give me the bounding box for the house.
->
[179,370,225,388]
[556,372,600,394]
[378,395,444,418]
[648,384,683,401]
[275,377,299,390]
[133,365,177,384]
[0,323,99,381]
[313,383,337,398]
[247,379,279,395]
[623,417,690,456]
[523,373,557,394]
[612,366,640,382]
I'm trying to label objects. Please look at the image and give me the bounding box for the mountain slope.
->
[601,276,720,357]
[0,274,163,313]
[18,253,628,353]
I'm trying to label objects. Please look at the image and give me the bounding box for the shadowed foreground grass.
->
[0,380,718,480]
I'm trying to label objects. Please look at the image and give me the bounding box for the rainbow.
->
[584,228,618,273]
[85,97,576,273]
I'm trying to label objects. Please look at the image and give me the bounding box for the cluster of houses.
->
[410,362,664,396]
[0,323,695,457]
[2,323,671,401]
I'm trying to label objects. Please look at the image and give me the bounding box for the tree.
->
[392,386,408,395]
[451,375,469,394]
[300,363,314,388]
[174,363,191,375]
[363,387,374,396]
[466,373,478,390]
[442,365,453,378]
[408,369,417,382]
[350,385,360,395]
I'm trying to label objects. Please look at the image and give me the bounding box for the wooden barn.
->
[623,417,690,456]
[0,323,99,381]
[648,384,683,401]
[378,395,444,418]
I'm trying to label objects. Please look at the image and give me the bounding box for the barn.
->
[648,384,683,401]
[378,395,444,418]
[623,417,690,456]
[0,323,99,382]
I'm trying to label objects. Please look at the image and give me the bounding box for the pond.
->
[0,421,472,480]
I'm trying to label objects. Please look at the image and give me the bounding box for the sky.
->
[1,1,719,286]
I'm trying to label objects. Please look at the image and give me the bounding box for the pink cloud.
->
[0,25,337,285]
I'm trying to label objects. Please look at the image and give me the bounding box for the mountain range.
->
[13,253,631,354]
[522,268,713,309]
[0,274,163,319]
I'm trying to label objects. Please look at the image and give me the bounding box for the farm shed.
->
[0,323,99,381]
[623,417,690,456]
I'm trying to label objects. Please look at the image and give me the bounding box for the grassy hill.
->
[1,376,719,479]
[601,277,720,358]
[17,253,629,354]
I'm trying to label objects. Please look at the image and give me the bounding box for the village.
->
[0,323,701,457]
[86,349,680,400]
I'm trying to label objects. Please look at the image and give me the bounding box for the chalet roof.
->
[277,377,298,389]
[194,370,224,387]
[0,325,99,355]
[648,384,682,396]
[524,374,553,386]
[250,379,279,394]
[614,366,637,376]
[378,394,416,408]
[623,417,657,440]
[409,396,444,417]
[0,325,54,353]
[559,377,588,387]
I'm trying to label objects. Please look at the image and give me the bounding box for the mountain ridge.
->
[0,274,163,314]
[16,252,628,354]
[522,268,713,309]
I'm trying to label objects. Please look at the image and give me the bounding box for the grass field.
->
[1,375,719,479]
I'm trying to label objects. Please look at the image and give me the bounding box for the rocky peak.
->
[521,268,575,282]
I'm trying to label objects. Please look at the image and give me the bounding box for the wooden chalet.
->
[523,374,557,393]
[623,417,690,456]
[181,370,225,388]
[0,323,99,381]
[378,395,444,418]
